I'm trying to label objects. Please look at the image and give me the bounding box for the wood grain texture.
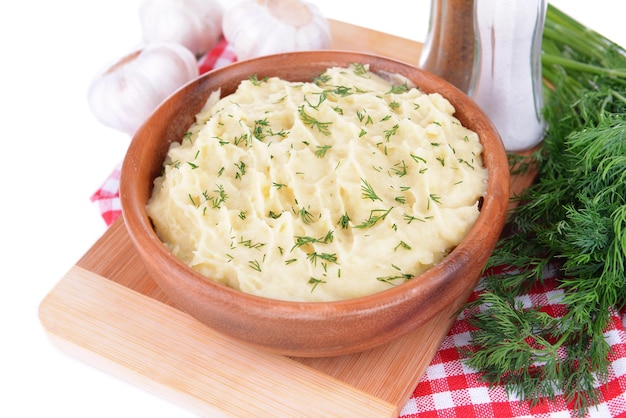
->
[64,217,463,415]
[328,19,423,65]
[39,266,397,417]
[39,19,537,417]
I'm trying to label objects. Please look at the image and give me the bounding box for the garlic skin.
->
[139,0,223,57]
[222,0,332,61]
[88,42,199,135]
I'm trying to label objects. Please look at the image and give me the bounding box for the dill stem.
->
[542,54,626,80]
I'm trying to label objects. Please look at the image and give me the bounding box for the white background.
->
[2,1,624,417]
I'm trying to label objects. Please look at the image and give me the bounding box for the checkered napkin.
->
[400,276,626,417]
[91,40,626,417]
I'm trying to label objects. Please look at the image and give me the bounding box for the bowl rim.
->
[120,50,510,319]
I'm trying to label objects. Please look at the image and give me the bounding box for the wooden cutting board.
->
[39,20,537,418]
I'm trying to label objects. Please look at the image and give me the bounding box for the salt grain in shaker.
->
[469,0,548,151]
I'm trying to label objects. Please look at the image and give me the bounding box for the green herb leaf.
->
[360,178,382,202]
[462,6,626,416]
[298,105,332,135]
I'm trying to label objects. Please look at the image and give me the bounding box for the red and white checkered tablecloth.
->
[401,278,626,417]
[91,40,626,417]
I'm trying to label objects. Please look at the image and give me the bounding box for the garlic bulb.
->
[87,42,199,135]
[222,0,332,61]
[139,0,223,57]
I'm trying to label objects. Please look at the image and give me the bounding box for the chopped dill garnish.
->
[298,105,332,135]
[253,118,270,140]
[315,145,332,158]
[387,83,409,94]
[403,213,425,224]
[354,208,393,229]
[307,252,338,266]
[248,73,267,86]
[207,184,227,208]
[337,213,350,229]
[377,270,413,284]
[410,154,427,164]
[233,133,251,147]
[308,277,327,291]
[351,62,369,76]
[390,160,408,177]
[234,161,246,179]
[313,73,331,85]
[298,207,314,224]
[360,178,382,201]
[238,237,265,250]
[394,241,412,251]
[248,260,262,272]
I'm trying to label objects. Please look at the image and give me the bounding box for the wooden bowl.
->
[120,51,509,357]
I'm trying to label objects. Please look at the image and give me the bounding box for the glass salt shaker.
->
[469,0,548,151]
[419,0,475,93]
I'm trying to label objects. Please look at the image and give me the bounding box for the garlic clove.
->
[222,3,272,60]
[87,42,199,136]
[258,24,299,57]
[222,0,332,61]
[139,0,224,57]
[294,14,332,50]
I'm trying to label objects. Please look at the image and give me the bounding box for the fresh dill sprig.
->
[206,184,227,209]
[234,161,246,180]
[377,265,413,284]
[351,62,369,76]
[337,213,350,229]
[248,73,267,86]
[308,277,327,291]
[354,208,393,229]
[462,5,626,416]
[387,83,409,94]
[248,259,262,272]
[314,145,332,158]
[307,251,338,266]
[291,231,334,252]
[297,207,315,224]
[360,178,382,202]
[253,118,270,140]
[383,124,399,141]
[298,105,332,135]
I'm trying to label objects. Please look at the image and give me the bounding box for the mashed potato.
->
[147,63,488,302]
